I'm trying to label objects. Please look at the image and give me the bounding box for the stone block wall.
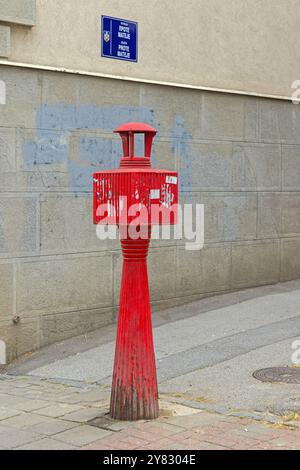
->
[0,64,300,361]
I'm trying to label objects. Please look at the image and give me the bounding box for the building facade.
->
[0,0,300,362]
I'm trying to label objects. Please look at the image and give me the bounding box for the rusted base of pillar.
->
[110,385,159,421]
[110,234,159,421]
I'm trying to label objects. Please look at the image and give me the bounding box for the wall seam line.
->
[0,59,298,103]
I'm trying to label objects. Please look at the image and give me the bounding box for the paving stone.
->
[53,424,112,446]
[75,389,110,403]
[33,403,83,418]
[62,407,105,423]
[6,386,43,396]
[165,442,188,450]
[26,417,78,436]
[193,441,230,450]
[88,414,132,432]
[143,438,176,450]
[231,426,276,441]
[0,407,22,420]
[0,424,18,434]
[268,438,300,450]
[0,412,49,428]
[205,433,260,449]
[9,381,35,389]
[88,401,110,409]
[82,441,116,450]
[119,428,161,443]
[0,428,40,449]
[16,438,79,450]
[119,435,150,448]
[159,411,219,428]
[0,395,49,412]
[135,421,186,435]
[56,393,84,404]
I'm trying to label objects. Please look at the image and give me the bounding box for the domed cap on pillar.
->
[114,122,157,167]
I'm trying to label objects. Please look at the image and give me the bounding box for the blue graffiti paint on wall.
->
[23,130,68,168]
[22,105,159,192]
[69,136,117,189]
[170,116,192,202]
[38,104,159,132]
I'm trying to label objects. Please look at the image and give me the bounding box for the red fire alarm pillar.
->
[93,122,178,420]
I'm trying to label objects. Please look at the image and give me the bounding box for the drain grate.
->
[253,367,300,384]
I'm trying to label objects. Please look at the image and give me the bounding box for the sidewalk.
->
[1,280,300,450]
[0,375,299,450]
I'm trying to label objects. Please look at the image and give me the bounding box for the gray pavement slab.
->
[0,427,40,449]
[16,437,79,450]
[25,418,79,436]
[51,424,112,446]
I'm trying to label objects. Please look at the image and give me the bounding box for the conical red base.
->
[110,232,159,420]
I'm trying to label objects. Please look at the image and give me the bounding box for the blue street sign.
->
[101,15,138,62]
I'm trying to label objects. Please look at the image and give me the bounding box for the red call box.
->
[92,122,178,420]
[93,122,178,226]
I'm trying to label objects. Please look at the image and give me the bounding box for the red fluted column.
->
[110,227,159,420]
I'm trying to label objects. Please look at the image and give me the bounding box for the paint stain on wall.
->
[170,116,192,202]
[22,105,158,191]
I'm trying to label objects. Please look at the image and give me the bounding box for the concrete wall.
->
[0,64,300,361]
[0,0,36,26]
[4,0,300,97]
[0,25,10,58]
